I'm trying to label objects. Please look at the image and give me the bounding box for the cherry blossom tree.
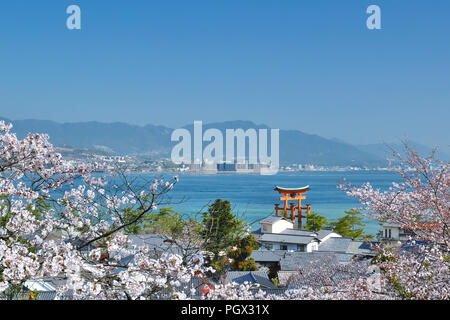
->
[0,121,211,300]
[340,143,449,299]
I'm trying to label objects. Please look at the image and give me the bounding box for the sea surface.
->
[153,171,403,236]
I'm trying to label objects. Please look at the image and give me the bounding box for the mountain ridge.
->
[1,117,447,166]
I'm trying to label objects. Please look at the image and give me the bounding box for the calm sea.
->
[154,171,402,236]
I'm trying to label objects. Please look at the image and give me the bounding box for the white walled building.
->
[260,216,294,234]
[381,221,418,247]
[382,222,402,241]
[257,216,342,253]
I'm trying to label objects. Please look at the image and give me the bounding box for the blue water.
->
[156,171,402,236]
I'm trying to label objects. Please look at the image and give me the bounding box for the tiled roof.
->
[259,233,316,245]
[334,253,355,263]
[280,229,316,237]
[127,234,169,248]
[251,250,286,262]
[318,237,352,253]
[260,216,284,224]
[346,241,377,256]
[126,234,193,256]
[279,252,340,271]
[274,186,310,193]
[226,271,277,289]
[316,229,335,240]
[5,291,73,300]
[383,222,401,228]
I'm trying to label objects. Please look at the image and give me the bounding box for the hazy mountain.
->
[0,117,172,156]
[0,117,389,166]
[182,120,385,166]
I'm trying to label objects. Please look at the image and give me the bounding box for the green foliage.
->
[271,278,278,287]
[200,199,246,256]
[327,209,373,239]
[210,235,258,271]
[388,275,416,299]
[236,258,258,271]
[123,207,146,234]
[304,212,329,232]
[143,207,199,238]
[200,199,258,272]
[0,283,23,301]
[124,207,190,236]
[227,234,259,271]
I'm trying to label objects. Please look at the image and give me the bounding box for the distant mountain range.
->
[1,117,448,166]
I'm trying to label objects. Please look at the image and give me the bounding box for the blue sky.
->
[0,1,449,148]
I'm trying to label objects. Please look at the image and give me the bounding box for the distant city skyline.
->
[0,1,449,148]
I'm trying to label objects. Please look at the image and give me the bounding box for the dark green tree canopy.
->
[201,199,246,255]
[327,209,373,239]
[304,212,329,232]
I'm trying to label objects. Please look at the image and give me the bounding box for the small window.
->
[281,245,288,250]
[388,229,392,238]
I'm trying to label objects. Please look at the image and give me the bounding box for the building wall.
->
[306,242,319,252]
[261,224,271,233]
[320,232,342,242]
[261,242,308,252]
[260,220,293,234]
[271,220,294,234]
[382,226,400,240]
[263,240,335,253]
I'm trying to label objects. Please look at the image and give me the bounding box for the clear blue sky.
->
[0,0,449,148]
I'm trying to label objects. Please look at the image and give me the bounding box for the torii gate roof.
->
[274,186,310,193]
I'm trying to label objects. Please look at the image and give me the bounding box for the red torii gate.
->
[274,186,311,229]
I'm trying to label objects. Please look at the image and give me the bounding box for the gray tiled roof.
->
[127,234,169,249]
[334,253,355,263]
[318,237,376,256]
[318,237,352,253]
[279,252,339,271]
[383,221,401,228]
[260,216,284,224]
[127,234,189,256]
[226,271,277,289]
[346,241,377,256]
[5,291,73,300]
[251,250,286,262]
[258,233,316,245]
[316,229,335,240]
[251,250,354,267]
[280,229,316,237]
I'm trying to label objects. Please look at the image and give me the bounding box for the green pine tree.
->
[200,199,247,270]
[304,212,329,232]
[328,209,373,239]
